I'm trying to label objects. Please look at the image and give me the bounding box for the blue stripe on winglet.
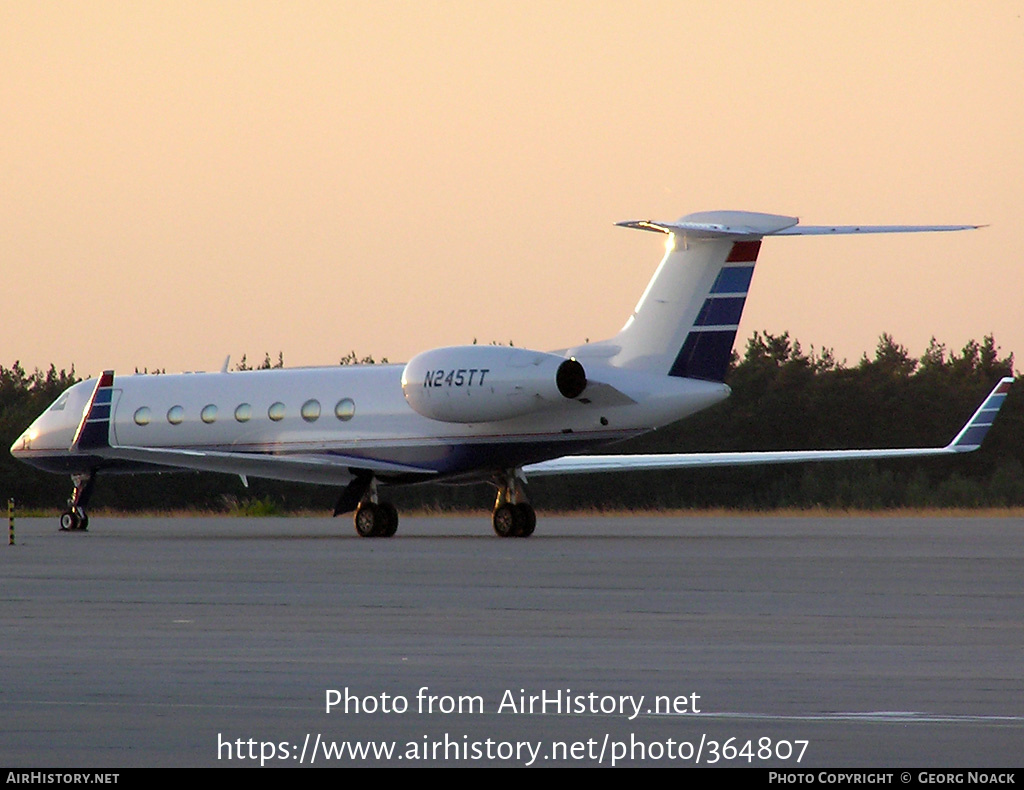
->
[956,425,992,448]
[983,394,1006,411]
[951,378,1014,450]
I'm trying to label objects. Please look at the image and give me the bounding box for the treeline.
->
[1,333,1021,514]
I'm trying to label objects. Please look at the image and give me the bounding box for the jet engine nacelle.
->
[402,346,587,423]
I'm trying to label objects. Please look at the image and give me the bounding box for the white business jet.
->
[10,211,1010,537]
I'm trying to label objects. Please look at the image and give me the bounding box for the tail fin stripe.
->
[726,240,762,262]
[710,266,755,294]
[668,329,737,381]
[667,239,762,381]
[695,297,747,326]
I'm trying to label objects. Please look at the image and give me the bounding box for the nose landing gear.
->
[60,473,95,532]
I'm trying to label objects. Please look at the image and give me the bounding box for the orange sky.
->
[3,2,1022,378]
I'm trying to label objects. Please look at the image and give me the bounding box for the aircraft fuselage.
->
[13,362,730,484]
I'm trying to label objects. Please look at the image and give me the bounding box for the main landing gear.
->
[354,500,399,538]
[333,476,399,538]
[335,470,538,538]
[491,471,535,538]
[60,473,95,532]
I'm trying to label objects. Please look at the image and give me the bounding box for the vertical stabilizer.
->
[603,211,979,382]
[610,211,797,381]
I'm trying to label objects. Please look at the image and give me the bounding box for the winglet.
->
[947,377,1013,452]
[70,370,115,451]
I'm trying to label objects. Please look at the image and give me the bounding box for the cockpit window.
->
[49,392,71,412]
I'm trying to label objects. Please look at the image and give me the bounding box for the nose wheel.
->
[60,473,95,532]
[59,508,89,532]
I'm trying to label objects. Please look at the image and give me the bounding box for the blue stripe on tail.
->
[668,241,760,382]
[668,330,738,381]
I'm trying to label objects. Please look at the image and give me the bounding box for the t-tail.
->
[605,210,980,382]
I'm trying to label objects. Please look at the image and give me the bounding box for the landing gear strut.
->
[492,471,535,538]
[60,473,95,532]
[351,479,399,538]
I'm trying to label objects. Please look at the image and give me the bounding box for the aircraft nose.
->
[10,428,33,457]
[11,414,43,452]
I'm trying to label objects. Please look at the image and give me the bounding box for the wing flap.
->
[93,445,437,485]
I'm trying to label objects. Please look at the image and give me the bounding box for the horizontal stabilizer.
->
[524,378,1012,477]
[618,212,981,240]
[775,224,982,236]
[617,211,798,239]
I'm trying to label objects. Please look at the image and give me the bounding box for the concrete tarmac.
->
[2,515,1022,767]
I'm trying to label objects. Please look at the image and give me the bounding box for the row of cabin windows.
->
[132,398,355,427]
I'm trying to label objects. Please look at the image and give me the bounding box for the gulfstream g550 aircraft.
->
[11,211,1010,537]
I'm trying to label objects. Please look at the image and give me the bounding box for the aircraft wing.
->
[94,445,438,482]
[524,377,1012,477]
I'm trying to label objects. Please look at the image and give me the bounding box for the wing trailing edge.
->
[95,445,438,484]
